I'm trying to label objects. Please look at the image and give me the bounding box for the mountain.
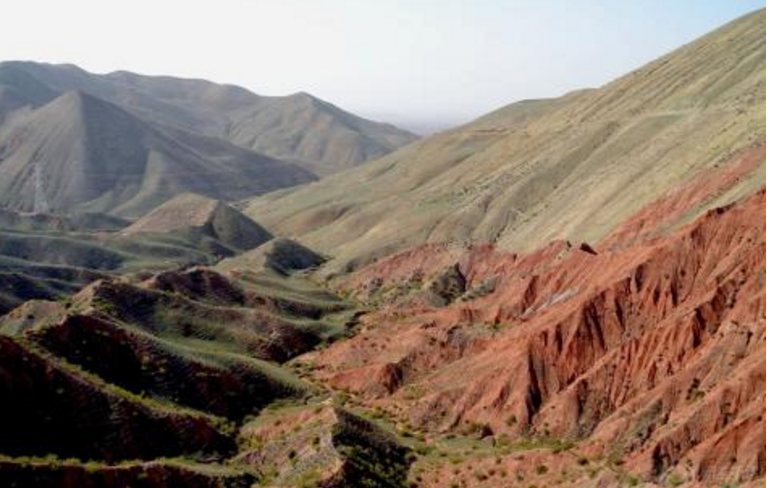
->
[223,92,419,175]
[244,10,765,275]
[0,61,418,175]
[0,90,315,217]
[0,9,764,488]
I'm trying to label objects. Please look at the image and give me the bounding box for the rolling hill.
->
[244,9,766,275]
[0,195,276,314]
[0,227,412,487]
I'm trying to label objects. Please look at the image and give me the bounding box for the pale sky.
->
[1,0,764,132]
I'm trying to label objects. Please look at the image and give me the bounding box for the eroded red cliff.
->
[304,154,766,486]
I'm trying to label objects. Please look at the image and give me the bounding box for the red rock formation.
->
[307,163,766,485]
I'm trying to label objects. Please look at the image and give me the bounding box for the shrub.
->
[668,472,685,486]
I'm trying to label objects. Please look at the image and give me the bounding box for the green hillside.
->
[245,9,766,274]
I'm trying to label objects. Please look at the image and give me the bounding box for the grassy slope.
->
[244,10,766,274]
[0,241,365,472]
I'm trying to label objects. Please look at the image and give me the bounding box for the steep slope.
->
[0,235,397,486]
[0,9,763,488]
[0,334,234,462]
[0,90,315,217]
[244,9,766,274]
[0,62,418,175]
[304,181,765,487]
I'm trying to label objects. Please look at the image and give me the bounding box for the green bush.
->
[668,472,685,486]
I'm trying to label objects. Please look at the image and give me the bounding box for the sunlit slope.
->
[245,10,765,273]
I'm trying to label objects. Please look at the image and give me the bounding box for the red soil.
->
[305,147,766,486]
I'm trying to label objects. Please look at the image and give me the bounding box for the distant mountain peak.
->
[0,61,418,180]
[44,89,110,113]
[0,85,317,217]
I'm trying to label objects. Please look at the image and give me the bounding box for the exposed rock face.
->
[238,404,412,488]
[306,182,766,486]
[0,13,763,488]
[424,263,467,306]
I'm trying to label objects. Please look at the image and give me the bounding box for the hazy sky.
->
[1,1,764,131]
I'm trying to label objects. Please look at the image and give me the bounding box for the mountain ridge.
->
[0,61,418,175]
[0,8,763,488]
[244,9,766,275]
[0,89,317,217]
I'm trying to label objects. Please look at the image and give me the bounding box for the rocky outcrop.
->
[307,185,766,486]
[238,404,412,488]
